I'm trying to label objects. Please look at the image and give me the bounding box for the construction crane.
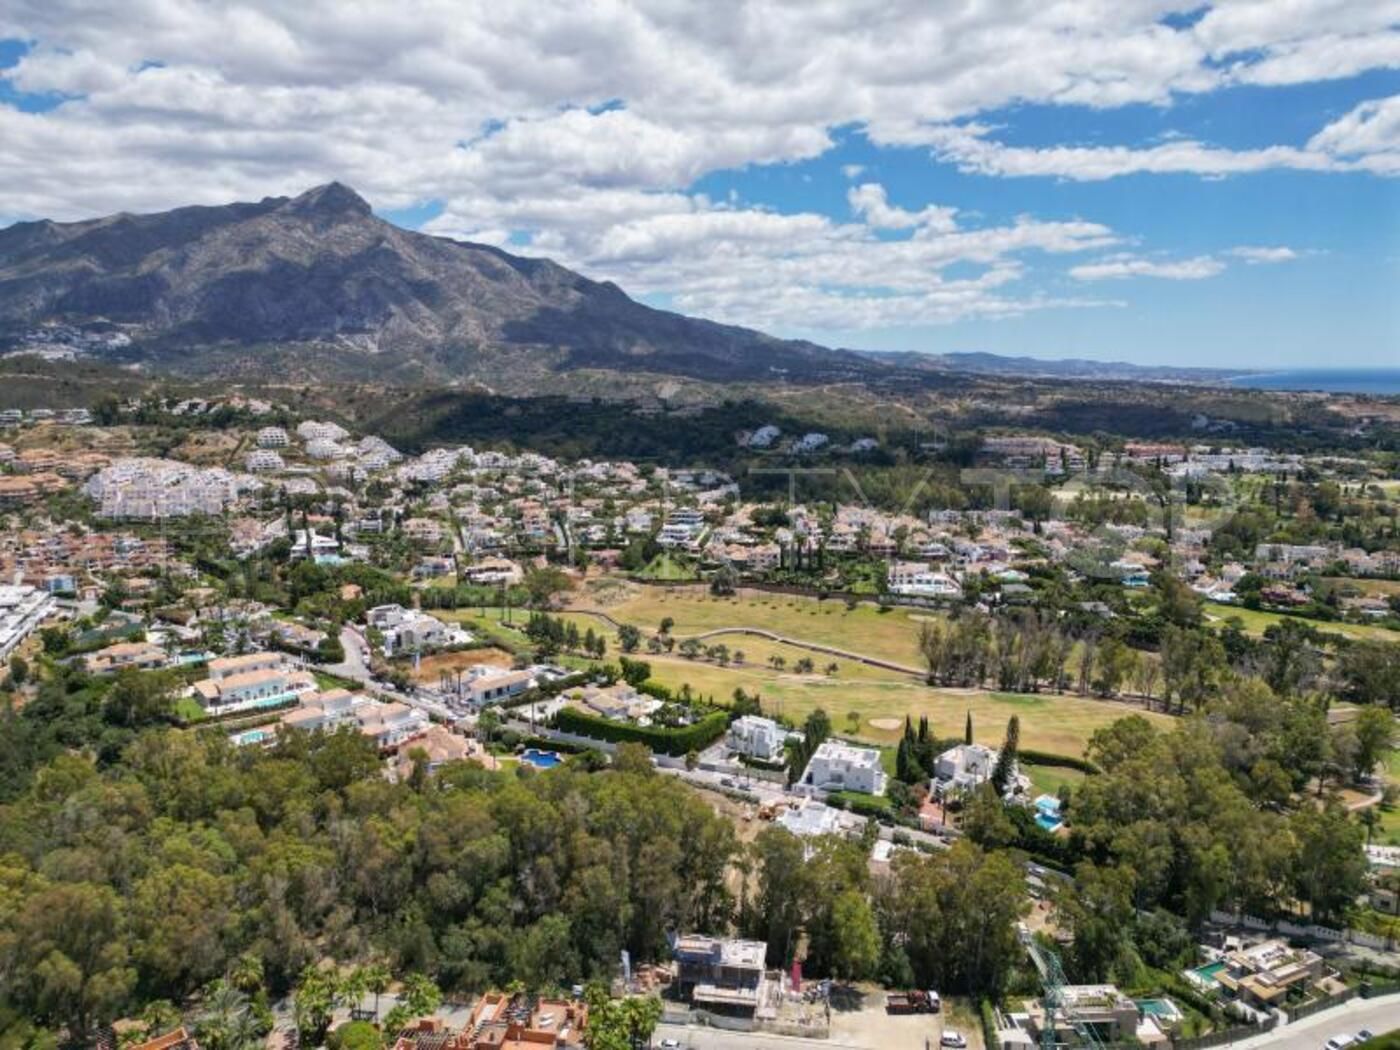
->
[1024,936,1109,1050]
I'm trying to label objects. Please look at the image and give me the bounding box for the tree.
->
[1058,863,1136,983]
[618,657,651,687]
[1353,704,1395,781]
[400,973,442,1020]
[617,624,642,653]
[523,566,571,608]
[964,710,973,746]
[747,827,808,966]
[829,889,881,982]
[328,1020,384,1050]
[12,882,136,1039]
[613,742,654,776]
[362,964,391,1021]
[8,654,29,686]
[991,716,1020,796]
[293,966,339,1044]
[961,784,1014,848]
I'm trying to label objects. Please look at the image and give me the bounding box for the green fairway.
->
[458,583,1174,761]
[1203,601,1396,642]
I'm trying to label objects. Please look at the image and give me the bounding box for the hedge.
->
[552,706,730,756]
[1019,748,1101,775]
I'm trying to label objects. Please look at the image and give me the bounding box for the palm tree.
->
[228,953,264,996]
[197,982,260,1050]
[363,963,392,1022]
[339,966,371,1020]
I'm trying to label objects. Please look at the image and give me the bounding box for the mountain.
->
[856,349,1253,384]
[0,183,869,387]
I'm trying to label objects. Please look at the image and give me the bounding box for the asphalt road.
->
[1232,998,1400,1050]
[653,1021,836,1050]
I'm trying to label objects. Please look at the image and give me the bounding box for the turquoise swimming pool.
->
[1192,961,1227,985]
[522,748,563,769]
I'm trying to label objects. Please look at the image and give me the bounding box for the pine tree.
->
[964,710,974,746]
[991,715,1021,796]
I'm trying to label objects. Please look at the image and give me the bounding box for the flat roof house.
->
[1216,939,1324,1008]
[727,715,787,763]
[802,740,887,796]
[672,934,768,1018]
[1002,984,1162,1049]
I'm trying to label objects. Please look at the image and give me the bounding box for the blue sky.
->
[0,2,1397,369]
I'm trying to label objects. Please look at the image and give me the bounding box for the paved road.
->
[324,625,461,723]
[654,1021,837,1050]
[1232,996,1400,1050]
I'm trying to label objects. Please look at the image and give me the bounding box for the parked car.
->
[1357,1032,1374,1044]
[941,1032,967,1048]
[1324,1035,1357,1050]
[659,1040,681,1049]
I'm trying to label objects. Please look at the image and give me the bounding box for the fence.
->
[1170,1014,1277,1050]
[1285,988,1356,1023]
[1209,910,1394,952]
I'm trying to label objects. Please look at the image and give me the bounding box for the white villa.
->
[727,715,788,763]
[802,740,888,796]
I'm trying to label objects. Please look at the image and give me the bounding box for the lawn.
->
[173,696,205,722]
[461,598,1168,761]
[575,581,935,668]
[1024,763,1088,797]
[636,553,698,581]
[1202,601,1397,642]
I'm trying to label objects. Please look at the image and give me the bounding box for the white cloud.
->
[847,183,957,231]
[892,93,1400,181]
[1227,246,1300,263]
[0,0,1392,335]
[1069,254,1227,281]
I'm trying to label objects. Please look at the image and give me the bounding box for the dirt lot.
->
[409,647,514,684]
[834,989,984,1050]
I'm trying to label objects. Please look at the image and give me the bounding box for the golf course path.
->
[561,607,927,679]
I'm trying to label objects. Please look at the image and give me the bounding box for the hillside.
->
[0,183,869,387]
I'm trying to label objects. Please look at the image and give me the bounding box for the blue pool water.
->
[521,748,563,769]
[1035,812,1063,832]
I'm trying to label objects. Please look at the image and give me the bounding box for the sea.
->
[1227,369,1400,396]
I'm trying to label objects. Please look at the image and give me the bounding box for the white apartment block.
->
[0,584,55,662]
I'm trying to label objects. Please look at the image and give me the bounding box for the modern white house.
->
[931,742,1028,799]
[777,798,844,839]
[888,561,962,598]
[727,715,788,762]
[802,740,888,796]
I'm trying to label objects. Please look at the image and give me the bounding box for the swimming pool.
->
[1191,961,1227,985]
[521,748,563,769]
[1035,812,1063,832]
[1136,999,1183,1022]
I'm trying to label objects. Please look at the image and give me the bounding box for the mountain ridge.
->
[0,182,869,386]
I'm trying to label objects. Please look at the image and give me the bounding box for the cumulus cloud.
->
[847,183,957,231]
[0,0,1391,333]
[894,94,1400,181]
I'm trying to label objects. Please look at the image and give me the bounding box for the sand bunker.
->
[868,717,903,731]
